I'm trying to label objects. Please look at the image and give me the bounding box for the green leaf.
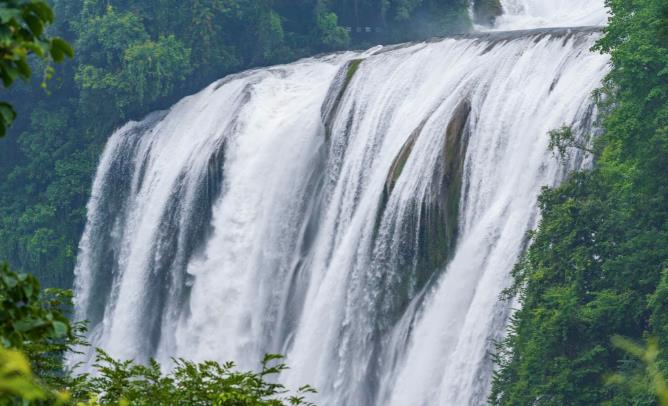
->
[23,13,44,37]
[50,44,63,62]
[0,9,21,23]
[0,103,17,125]
[0,102,17,137]
[2,65,19,86]
[50,37,73,61]
[52,321,68,338]
[15,58,31,80]
[14,318,48,333]
[27,1,54,23]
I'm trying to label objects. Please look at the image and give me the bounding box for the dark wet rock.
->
[473,0,504,26]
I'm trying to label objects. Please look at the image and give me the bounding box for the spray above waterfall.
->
[73,1,611,405]
[492,0,609,30]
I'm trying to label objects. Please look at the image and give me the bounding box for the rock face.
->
[322,59,364,140]
[473,0,504,26]
[421,100,471,275]
[385,123,422,194]
[383,100,471,291]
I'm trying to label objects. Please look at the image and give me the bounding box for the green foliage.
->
[345,59,363,83]
[74,6,193,118]
[548,126,596,161]
[0,347,63,404]
[0,264,86,405]
[0,0,72,136]
[66,351,316,406]
[0,262,72,350]
[316,11,349,50]
[1,348,317,406]
[123,35,192,106]
[608,337,668,406]
[0,262,86,392]
[490,0,668,404]
[0,263,316,405]
[0,105,91,287]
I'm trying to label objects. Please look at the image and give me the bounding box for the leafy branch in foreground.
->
[0,347,70,404]
[0,262,316,405]
[0,347,318,405]
[66,351,316,406]
[608,336,668,406]
[0,0,73,136]
[547,126,596,161]
[0,262,75,349]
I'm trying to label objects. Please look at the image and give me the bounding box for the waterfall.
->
[73,2,610,405]
[494,0,608,30]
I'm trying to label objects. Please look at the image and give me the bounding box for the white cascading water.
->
[493,0,608,29]
[72,1,610,405]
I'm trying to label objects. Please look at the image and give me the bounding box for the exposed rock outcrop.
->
[473,0,503,26]
[382,100,472,296]
[322,59,364,140]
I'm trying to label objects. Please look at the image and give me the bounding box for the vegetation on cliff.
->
[490,0,668,404]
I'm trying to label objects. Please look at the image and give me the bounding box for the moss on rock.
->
[322,58,364,141]
[381,100,472,298]
[345,59,363,85]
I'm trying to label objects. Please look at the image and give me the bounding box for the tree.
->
[74,6,193,120]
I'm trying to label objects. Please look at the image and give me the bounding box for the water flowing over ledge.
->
[492,0,608,30]
[71,23,610,406]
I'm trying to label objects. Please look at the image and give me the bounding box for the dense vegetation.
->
[490,0,668,404]
[0,263,316,405]
[0,0,471,288]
